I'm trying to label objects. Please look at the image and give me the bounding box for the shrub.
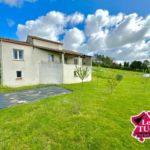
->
[115,65,121,69]
[123,67,129,70]
[139,69,143,72]
[128,67,132,71]
[116,74,124,83]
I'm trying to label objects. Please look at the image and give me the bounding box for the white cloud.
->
[82,9,150,62]
[68,12,84,25]
[16,11,85,41]
[85,9,123,36]
[117,49,122,53]
[16,9,150,62]
[105,14,150,49]
[62,27,85,50]
[7,19,15,27]
[0,0,37,7]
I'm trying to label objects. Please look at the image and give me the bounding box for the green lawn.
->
[0,68,150,149]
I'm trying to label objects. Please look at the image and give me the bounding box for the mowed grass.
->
[0,68,150,149]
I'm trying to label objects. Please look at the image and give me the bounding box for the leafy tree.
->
[142,63,148,71]
[116,74,124,83]
[124,62,127,67]
[92,54,114,66]
[75,65,91,89]
[112,62,118,67]
[126,62,129,67]
[95,65,104,85]
[130,61,142,69]
[143,60,149,65]
[93,54,99,62]
[107,71,118,95]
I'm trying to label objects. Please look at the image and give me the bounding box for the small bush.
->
[115,65,121,69]
[123,67,129,70]
[128,67,132,71]
[116,74,124,83]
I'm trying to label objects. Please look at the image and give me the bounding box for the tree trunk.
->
[144,82,147,91]
[111,88,113,95]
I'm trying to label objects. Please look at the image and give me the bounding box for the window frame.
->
[48,54,54,62]
[74,59,78,65]
[16,71,22,79]
[13,49,24,60]
[74,71,77,77]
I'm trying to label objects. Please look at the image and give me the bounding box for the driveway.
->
[0,85,72,109]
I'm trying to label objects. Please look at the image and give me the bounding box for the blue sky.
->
[1,0,150,62]
[1,0,150,40]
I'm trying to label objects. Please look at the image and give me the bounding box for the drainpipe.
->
[62,52,65,84]
[0,38,3,85]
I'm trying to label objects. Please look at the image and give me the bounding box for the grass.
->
[0,67,150,149]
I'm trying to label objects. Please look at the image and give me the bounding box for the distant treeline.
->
[92,54,149,72]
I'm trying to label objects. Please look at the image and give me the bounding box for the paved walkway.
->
[0,85,72,109]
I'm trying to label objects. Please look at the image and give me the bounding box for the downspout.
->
[0,38,3,85]
[62,52,65,84]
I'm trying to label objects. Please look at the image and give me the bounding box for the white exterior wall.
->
[2,42,61,87]
[39,63,63,84]
[33,39,63,50]
[0,41,3,85]
[1,39,91,87]
[63,65,91,84]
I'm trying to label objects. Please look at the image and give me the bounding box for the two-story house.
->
[0,35,92,87]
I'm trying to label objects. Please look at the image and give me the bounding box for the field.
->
[0,67,150,149]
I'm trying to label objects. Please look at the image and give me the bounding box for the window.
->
[16,71,22,78]
[74,71,77,76]
[74,59,78,65]
[13,50,23,60]
[48,54,54,62]
[65,58,67,63]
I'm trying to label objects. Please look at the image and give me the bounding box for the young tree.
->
[107,71,118,95]
[75,65,91,89]
[95,65,104,85]
[141,70,150,91]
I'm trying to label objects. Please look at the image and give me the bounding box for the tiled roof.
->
[0,36,83,56]
[34,45,83,56]
[28,35,63,45]
[61,49,83,56]
[0,37,33,47]
[34,45,62,53]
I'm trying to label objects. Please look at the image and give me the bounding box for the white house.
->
[0,35,92,87]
